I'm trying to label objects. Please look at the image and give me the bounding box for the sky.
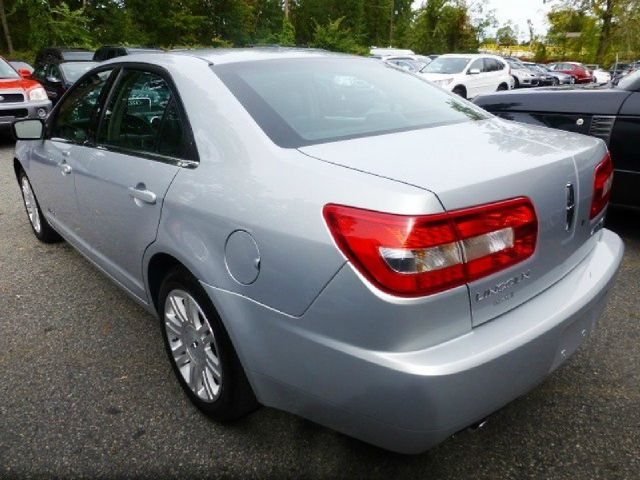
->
[412,0,553,40]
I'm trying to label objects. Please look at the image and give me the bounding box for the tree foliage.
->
[0,0,635,65]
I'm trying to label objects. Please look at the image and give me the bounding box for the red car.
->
[547,62,594,84]
[0,56,51,129]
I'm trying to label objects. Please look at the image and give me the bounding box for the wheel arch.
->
[13,157,23,182]
[452,84,467,98]
[146,252,189,313]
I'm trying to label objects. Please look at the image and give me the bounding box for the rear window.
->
[214,58,488,147]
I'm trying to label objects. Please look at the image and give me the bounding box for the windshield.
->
[617,70,640,90]
[60,62,98,83]
[215,58,488,148]
[0,58,20,79]
[421,57,470,74]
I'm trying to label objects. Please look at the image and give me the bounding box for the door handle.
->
[59,162,72,175]
[128,185,157,205]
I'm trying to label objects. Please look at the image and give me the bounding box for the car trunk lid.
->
[300,118,607,326]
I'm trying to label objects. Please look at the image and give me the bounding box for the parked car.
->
[537,64,575,85]
[383,55,430,73]
[547,62,594,83]
[522,62,558,86]
[12,49,623,454]
[474,69,640,210]
[370,47,416,58]
[32,61,98,104]
[34,47,94,66]
[420,53,512,98]
[610,62,630,77]
[508,60,541,88]
[585,64,612,84]
[93,45,163,62]
[9,60,34,74]
[0,56,50,128]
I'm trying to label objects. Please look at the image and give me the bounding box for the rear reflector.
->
[323,198,537,297]
[590,152,613,219]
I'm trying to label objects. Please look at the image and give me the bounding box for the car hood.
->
[0,77,41,90]
[473,86,631,115]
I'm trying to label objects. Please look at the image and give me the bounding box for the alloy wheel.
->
[21,176,41,234]
[164,289,222,402]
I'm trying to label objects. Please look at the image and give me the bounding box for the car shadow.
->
[606,207,640,243]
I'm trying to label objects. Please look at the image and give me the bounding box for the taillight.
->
[590,152,614,219]
[323,198,537,297]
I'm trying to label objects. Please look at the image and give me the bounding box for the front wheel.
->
[569,76,576,84]
[159,267,258,422]
[497,83,508,91]
[18,171,61,243]
[552,77,559,86]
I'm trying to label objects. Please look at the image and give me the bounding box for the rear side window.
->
[488,59,505,72]
[215,58,489,148]
[98,69,188,158]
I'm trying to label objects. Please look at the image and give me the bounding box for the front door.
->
[73,68,191,299]
[28,69,115,238]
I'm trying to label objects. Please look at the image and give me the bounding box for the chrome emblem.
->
[475,270,531,303]
[565,183,575,231]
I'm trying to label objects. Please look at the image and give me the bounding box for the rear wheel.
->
[552,77,559,86]
[159,267,258,422]
[18,171,61,243]
[452,86,466,99]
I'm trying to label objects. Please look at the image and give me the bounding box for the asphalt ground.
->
[0,135,638,479]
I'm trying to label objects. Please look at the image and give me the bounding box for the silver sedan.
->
[11,49,623,454]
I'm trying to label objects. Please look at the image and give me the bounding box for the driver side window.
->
[97,70,174,154]
[51,69,113,143]
[469,59,484,73]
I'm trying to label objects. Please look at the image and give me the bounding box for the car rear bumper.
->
[0,100,51,125]
[204,229,623,453]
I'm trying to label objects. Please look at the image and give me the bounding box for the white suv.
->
[419,54,512,99]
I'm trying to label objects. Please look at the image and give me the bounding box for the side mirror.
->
[18,68,32,79]
[46,76,62,84]
[12,119,44,140]
[468,68,481,75]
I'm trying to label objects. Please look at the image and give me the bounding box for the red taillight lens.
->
[323,198,537,297]
[590,152,614,219]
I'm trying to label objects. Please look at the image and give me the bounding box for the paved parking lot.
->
[0,137,638,479]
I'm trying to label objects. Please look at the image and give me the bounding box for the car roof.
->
[166,47,353,65]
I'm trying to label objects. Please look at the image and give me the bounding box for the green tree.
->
[496,21,518,46]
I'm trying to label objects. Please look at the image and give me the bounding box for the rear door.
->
[72,67,195,299]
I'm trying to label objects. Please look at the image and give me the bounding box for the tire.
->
[159,266,258,422]
[569,76,576,84]
[18,170,62,243]
[552,77,559,86]
[497,83,508,91]
[452,86,466,99]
